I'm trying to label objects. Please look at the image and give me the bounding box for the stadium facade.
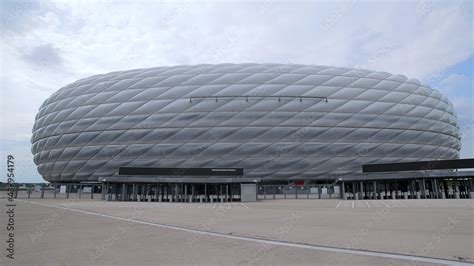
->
[31,64,473,201]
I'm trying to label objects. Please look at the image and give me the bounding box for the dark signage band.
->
[362,159,474,173]
[119,167,244,176]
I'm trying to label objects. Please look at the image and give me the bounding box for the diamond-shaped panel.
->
[31,64,461,182]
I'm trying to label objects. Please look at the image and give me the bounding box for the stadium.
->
[31,64,473,202]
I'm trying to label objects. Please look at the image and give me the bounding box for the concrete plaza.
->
[1,198,472,265]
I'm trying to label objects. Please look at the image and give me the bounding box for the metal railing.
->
[189,95,328,103]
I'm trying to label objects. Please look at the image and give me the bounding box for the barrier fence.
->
[257,184,340,199]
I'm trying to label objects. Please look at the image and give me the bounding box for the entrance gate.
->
[102,182,243,202]
[257,184,341,200]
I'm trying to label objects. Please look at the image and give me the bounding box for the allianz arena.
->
[32,64,469,202]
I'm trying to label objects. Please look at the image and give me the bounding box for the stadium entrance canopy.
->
[339,159,474,200]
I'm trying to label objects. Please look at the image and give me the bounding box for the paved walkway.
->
[2,198,472,265]
[336,199,474,208]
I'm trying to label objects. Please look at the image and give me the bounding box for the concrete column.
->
[463,179,468,198]
[110,184,115,201]
[429,180,434,198]
[170,185,173,202]
[421,179,426,198]
[158,185,162,202]
[413,180,421,199]
[390,182,395,199]
[435,180,443,199]
[144,185,149,202]
[173,184,176,202]
[184,184,187,202]
[175,184,178,202]
[176,184,179,202]
[41,185,45,199]
[226,185,229,202]
[205,183,208,202]
[140,184,144,201]
[161,185,164,202]
[175,184,182,202]
[136,185,140,202]
[66,185,70,199]
[454,179,460,199]
[169,185,173,202]
[137,187,141,202]
[295,185,298,199]
[404,192,408,199]
[352,182,356,200]
[78,185,82,199]
[438,179,443,198]
[101,184,106,201]
[122,183,126,201]
[434,179,440,199]
[91,185,94,199]
[111,184,114,201]
[373,181,377,200]
[360,181,364,199]
[132,183,136,201]
[341,181,347,200]
[182,184,185,202]
[14,184,19,199]
[168,185,171,202]
[218,185,222,202]
[53,183,57,199]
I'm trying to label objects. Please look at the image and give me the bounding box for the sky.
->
[0,0,472,183]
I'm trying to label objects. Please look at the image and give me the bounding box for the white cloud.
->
[438,74,471,91]
[1,0,473,182]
